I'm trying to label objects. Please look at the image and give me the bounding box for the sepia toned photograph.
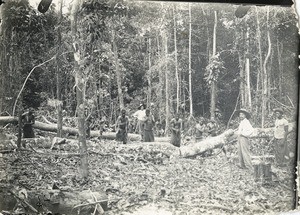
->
[0,0,298,214]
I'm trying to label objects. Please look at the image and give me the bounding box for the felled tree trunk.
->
[0,117,170,142]
[175,129,235,158]
[0,117,295,143]
[0,189,108,215]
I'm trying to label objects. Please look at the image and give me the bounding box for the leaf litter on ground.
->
[0,136,296,215]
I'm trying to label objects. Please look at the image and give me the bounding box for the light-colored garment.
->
[238,136,253,169]
[274,118,288,139]
[237,118,254,170]
[133,110,146,121]
[237,118,254,137]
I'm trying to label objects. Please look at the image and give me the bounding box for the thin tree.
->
[71,0,88,179]
[164,32,170,136]
[262,6,271,128]
[188,3,193,118]
[173,5,180,113]
[112,29,124,110]
[147,37,152,107]
[56,0,63,137]
[210,11,217,119]
[255,6,263,118]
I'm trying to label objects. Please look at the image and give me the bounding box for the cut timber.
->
[0,189,108,215]
[0,116,295,141]
[253,161,272,183]
[0,117,169,142]
[176,129,235,158]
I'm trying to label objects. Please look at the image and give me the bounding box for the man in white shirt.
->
[273,108,289,166]
[236,109,254,170]
[132,104,146,140]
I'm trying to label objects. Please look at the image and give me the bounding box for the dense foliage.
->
[0,0,298,127]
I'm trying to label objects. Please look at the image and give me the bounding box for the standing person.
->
[170,114,182,147]
[116,109,129,144]
[273,108,289,166]
[155,121,165,137]
[235,109,254,170]
[132,104,146,140]
[142,109,155,142]
[207,117,218,137]
[22,108,35,138]
[195,118,204,141]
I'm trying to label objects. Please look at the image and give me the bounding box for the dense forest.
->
[0,0,298,126]
[0,1,298,214]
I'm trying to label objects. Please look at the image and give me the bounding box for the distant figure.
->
[116,109,129,144]
[170,114,182,147]
[142,109,155,142]
[22,108,35,138]
[132,104,146,140]
[207,118,218,137]
[236,109,254,170]
[155,121,165,137]
[86,115,94,139]
[195,119,204,141]
[273,108,289,166]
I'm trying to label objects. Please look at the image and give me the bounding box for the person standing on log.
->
[236,109,254,170]
[142,109,155,142]
[116,109,129,144]
[132,104,146,140]
[22,108,35,139]
[273,108,289,166]
[170,114,182,147]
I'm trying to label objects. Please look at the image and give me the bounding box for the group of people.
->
[236,108,290,170]
[21,104,291,169]
[115,105,156,144]
[194,117,222,141]
[116,104,183,147]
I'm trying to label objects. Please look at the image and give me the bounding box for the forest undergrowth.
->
[0,129,296,215]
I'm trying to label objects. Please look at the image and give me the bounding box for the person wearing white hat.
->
[132,104,146,140]
[273,108,289,166]
[235,109,254,170]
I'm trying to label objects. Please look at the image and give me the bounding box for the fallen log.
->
[173,121,296,158]
[175,129,235,158]
[0,116,169,142]
[0,116,18,124]
[0,189,108,215]
[0,116,295,143]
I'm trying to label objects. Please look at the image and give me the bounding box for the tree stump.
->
[253,161,272,183]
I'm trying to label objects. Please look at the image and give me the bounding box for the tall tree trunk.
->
[157,35,164,122]
[147,38,151,107]
[0,44,4,113]
[245,26,251,109]
[71,0,88,179]
[0,6,3,113]
[188,3,193,118]
[173,6,180,113]
[262,7,271,128]
[56,0,63,138]
[210,11,217,119]
[112,29,124,110]
[164,33,170,136]
[276,39,283,99]
[239,53,245,107]
[255,7,264,121]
